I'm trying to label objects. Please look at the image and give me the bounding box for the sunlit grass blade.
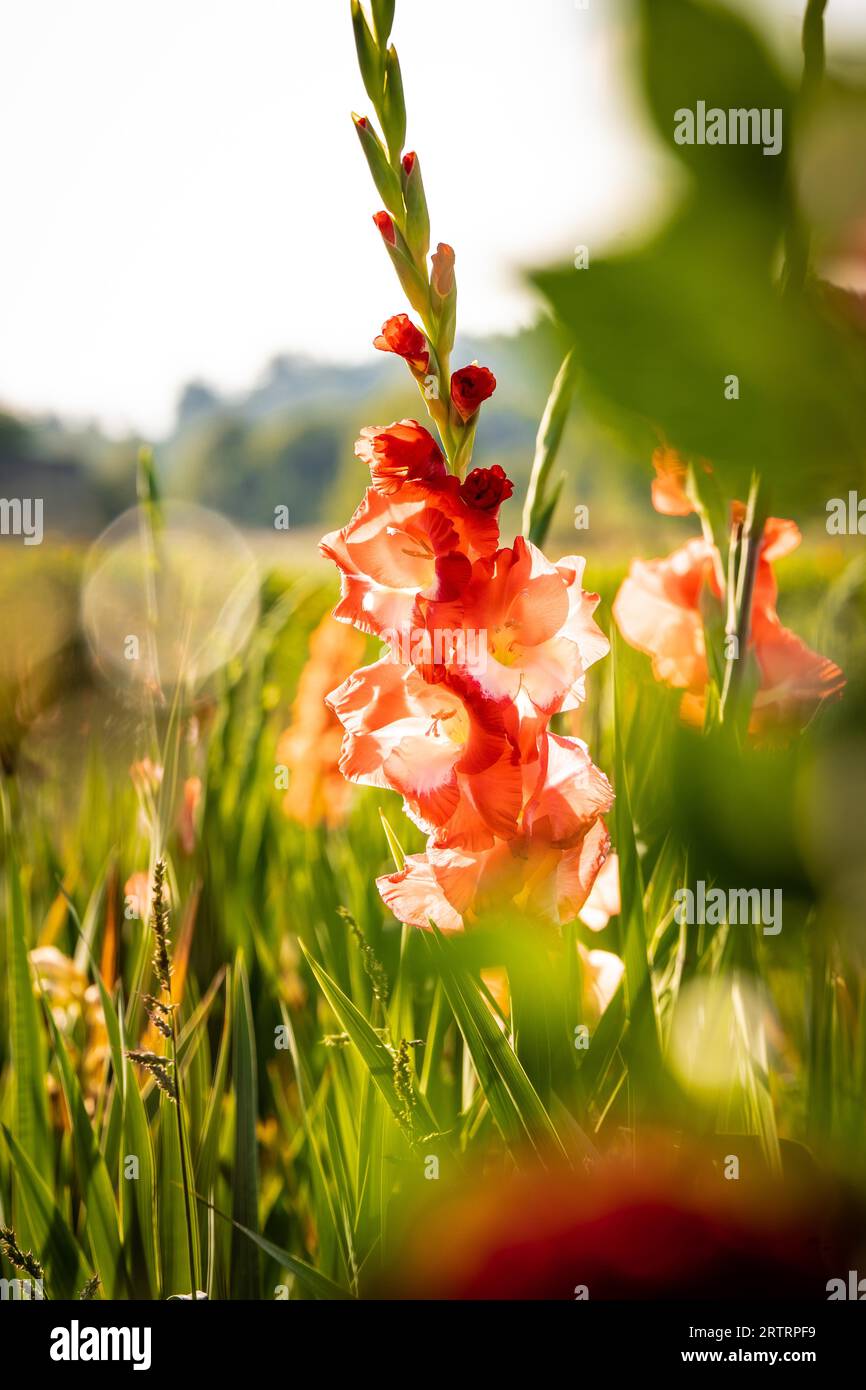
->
[731,977,782,1174]
[157,1095,193,1297]
[612,634,663,1104]
[195,1192,354,1300]
[424,928,569,1164]
[4,822,51,1202]
[195,969,232,1199]
[1,1124,91,1298]
[301,943,444,1147]
[41,1004,125,1297]
[118,999,160,1297]
[522,349,576,546]
[230,957,261,1298]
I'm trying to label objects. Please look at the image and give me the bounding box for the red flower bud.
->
[373,314,429,373]
[451,364,496,421]
[372,210,396,245]
[402,151,416,175]
[459,464,514,513]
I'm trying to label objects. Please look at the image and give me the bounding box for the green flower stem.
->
[719,472,768,729]
[451,415,478,481]
[350,2,478,475]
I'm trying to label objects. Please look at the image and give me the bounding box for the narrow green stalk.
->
[782,0,828,293]
[451,415,478,480]
[719,473,768,727]
[350,2,485,475]
[169,1005,200,1299]
[148,857,200,1298]
[522,351,576,545]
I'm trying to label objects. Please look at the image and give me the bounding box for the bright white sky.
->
[1,0,865,437]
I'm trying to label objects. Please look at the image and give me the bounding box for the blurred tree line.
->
[1,323,603,540]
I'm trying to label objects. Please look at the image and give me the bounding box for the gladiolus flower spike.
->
[349,4,494,477]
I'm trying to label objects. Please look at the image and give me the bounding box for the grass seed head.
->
[126,1048,177,1101]
[151,858,173,993]
[0,1226,46,1282]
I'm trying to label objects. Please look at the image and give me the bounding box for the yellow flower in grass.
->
[29,946,108,1115]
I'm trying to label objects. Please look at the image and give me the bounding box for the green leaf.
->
[379,807,406,870]
[532,208,866,505]
[522,351,576,546]
[612,633,663,1102]
[157,1093,191,1297]
[1,1125,91,1299]
[42,1005,125,1297]
[195,970,232,1203]
[4,829,51,1202]
[638,0,791,201]
[530,0,866,506]
[119,1001,160,1297]
[423,929,568,1164]
[230,957,260,1298]
[196,1193,354,1301]
[301,945,443,1145]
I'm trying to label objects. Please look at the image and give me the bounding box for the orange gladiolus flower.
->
[579,850,621,931]
[320,394,613,938]
[319,475,499,641]
[276,614,367,827]
[378,816,611,935]
[375,723,614,932]
[177,776,202,856]
[650,447,693,516]
[416,537,609,754]
[613,537,715,692]
[614,513,845,732]
[327,658,523,848]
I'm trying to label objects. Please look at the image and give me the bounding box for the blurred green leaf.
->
[1,1125,91,1299]
[4,829,51,1207]
[230,958,261,1298]
[531,0,866,506]
[638,0,791,202]
[424,929,569,1164]
[43,1006,125,1297]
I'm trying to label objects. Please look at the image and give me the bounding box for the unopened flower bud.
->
[373,210,397,246]
[350,0,383,108]
[431,243,455,298]
[353,114,403,216]
[373,214,430,317]
[451,363,496,422]
[381,45,407,161]
[400,150,430,264]
[431,243,457,355]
